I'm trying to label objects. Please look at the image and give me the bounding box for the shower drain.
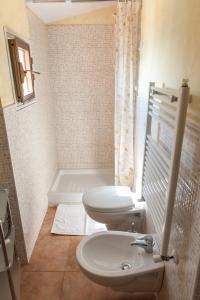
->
[121,262,132,270]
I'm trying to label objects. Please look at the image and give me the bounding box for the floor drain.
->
[121,262,132,270]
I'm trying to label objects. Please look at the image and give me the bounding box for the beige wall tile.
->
[47,25,114,169]
[3,9,58,260]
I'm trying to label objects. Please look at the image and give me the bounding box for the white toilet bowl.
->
[83,186,145,232]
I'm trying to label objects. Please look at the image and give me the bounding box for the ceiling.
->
[26,1,116,24]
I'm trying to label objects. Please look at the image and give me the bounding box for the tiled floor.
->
[21,208,156,300]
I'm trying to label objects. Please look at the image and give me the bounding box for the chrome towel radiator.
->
[142,79,190,261]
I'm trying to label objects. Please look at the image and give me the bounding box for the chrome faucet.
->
[130,235,154,253]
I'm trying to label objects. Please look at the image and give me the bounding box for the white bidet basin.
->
[76,231,164,293]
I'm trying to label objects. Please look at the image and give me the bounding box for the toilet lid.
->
[82,186,134,213]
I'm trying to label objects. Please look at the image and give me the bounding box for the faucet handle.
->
[137,235,154,244]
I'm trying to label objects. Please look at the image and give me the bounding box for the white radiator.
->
[142,80,190,258]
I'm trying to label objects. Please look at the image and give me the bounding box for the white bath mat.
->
[51,204,106,235]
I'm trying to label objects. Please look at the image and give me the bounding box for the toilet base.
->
[106,210,145,233]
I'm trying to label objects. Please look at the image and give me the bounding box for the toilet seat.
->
[82,186,134,213]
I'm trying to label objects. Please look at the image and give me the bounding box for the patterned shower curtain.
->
[115,0,141,189]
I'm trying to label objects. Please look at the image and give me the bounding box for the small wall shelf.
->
[0,226,15,272]
[0,190,8,224]
[0,190,15,272]
[0,189,17,300]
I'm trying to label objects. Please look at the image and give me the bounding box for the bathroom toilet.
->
[83,186,145,232]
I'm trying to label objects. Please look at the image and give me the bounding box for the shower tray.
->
[48,168,114,206]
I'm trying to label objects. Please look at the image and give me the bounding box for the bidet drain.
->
[121,262,132,270]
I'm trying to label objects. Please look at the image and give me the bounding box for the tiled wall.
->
[137,96,200,300]
[47,25,114,169]
[138,0,200,298]
[0,0,29,107]
[3,9,58,260]
[195,263,200,300]
[155,111,200,300]
[0,101,27,263]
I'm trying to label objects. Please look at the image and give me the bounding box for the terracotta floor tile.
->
[61,271,107,300]
[21,208,156,300]
[37,220,54,240]
[106,288,156,300]
[21,272,64,300]
[23,238,71,271]
[37,207,55,238]
[65,236,83,271]
[44,207,56,221]
[42,207,56,226]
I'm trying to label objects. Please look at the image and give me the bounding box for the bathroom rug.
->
[51,203,106,235]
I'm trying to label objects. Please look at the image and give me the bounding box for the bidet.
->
[76,231,164,293]
[130,235,154,253]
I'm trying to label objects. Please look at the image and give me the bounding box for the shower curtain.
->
[114,0,141,189]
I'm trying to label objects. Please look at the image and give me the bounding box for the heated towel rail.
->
[142,79,190,260]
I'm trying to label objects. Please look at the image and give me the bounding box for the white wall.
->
[47,25,114,169]
[4,9,58,260]
[137,0,200,299]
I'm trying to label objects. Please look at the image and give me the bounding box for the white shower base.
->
[48,169,114,206]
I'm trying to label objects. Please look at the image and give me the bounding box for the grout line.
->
[22,271,65,273]
[59,271,65,300]
[22,270,81,273]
